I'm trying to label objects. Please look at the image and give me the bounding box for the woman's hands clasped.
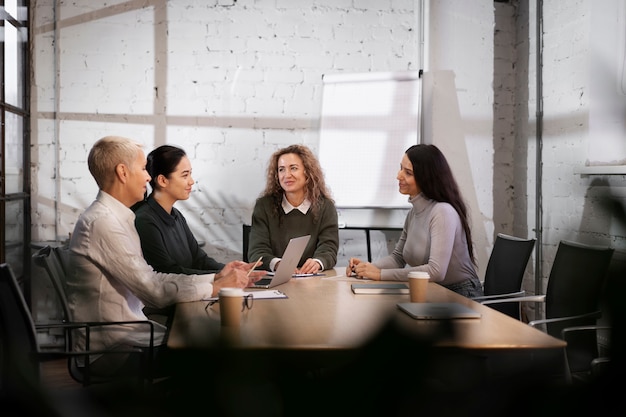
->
[346,257,381,280]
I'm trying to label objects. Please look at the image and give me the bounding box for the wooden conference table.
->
[168,268,564,353]
[167,268,565,351]
[166,269,567,414]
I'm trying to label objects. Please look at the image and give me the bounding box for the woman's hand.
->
[216,260,264,283]
[211,267,265,297]
[347,257,361,277]
[352,260,381,280]
[346,258,380,281]
[297,258,321,274]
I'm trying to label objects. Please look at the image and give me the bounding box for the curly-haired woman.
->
[248,144,339,274]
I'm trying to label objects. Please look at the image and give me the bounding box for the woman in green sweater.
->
[248,144,339,274]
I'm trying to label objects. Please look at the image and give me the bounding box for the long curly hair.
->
[260,144,334,222]
[405,144,475,264]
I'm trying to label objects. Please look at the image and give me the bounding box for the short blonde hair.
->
[88,136,143,189]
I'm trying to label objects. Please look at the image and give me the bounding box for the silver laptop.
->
[250,235,311,289]
[397,302,481,319]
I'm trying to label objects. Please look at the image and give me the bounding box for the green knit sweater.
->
[248,195,339,271]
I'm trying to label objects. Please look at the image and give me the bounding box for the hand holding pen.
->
[215,257,264,283]
[245,256,266,286]
[247,256,263,278]
[212,258,264,296]
[347,258,382,280]
[347,257,361,278]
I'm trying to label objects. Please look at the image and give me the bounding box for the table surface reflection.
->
[167,268,565,352]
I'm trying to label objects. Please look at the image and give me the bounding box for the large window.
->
[1,1,30,288]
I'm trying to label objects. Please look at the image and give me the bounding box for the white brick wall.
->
[30,0,424,265]
[30,0,626,327]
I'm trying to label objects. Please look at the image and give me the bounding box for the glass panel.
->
[4,112,24,194]
[6,0,18,17]
[4,19,27,108]
[4,199,25,277]
[1,0,29,279]
[4,1,29,27]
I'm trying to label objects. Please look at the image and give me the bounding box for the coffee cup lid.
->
[408,271,430,279]
[219,287,244,297]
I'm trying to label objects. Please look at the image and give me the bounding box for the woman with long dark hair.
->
[134,145,254,275]
[347,144,482,298]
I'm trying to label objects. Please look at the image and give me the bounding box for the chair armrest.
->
[559,323,612,383]
[591,356,611,372]
[36,319,155,347]
[481,294,545,305]
[472,290,526,302]
[528,311,602,329]
[561,324,611,339]
[34,322,149,360]
[35,320,156,386]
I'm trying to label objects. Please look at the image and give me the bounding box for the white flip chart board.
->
[318,71,421,208]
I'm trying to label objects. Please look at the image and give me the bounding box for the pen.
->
[247,256,263,278]
[349,258,355,272]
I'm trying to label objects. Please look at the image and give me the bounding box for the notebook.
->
[351,283,409,294]
[397,302,481,320]
[250,235,311,289]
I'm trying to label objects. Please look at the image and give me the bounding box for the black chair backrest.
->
[32,245,152,387]
[32,245,91,384]
[0,263,41,391]
[32,245,72,323]
[545,240,614,338]
[482,233,536,319]
[243,224,251,263]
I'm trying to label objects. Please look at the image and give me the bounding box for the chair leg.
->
[563,346,573,385]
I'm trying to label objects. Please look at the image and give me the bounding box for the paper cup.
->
[408,271,430,302]
[219,287,244,326]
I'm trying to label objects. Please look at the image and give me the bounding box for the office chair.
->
[0,263,138,394]
[0,262,46,398]
[561,324,612,384]
[32,245,156,387]
[483,240,614,382]
[471,233,536,320]
[243,224,252,262]
[528,240,613,336]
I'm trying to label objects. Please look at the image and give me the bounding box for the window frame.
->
[1,1,32,303]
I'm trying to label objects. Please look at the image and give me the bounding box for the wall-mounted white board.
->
[588,0,626,167]
[318,71,421,208]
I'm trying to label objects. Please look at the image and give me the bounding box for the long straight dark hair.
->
[146,145,187,190]
[405,144,475,264]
